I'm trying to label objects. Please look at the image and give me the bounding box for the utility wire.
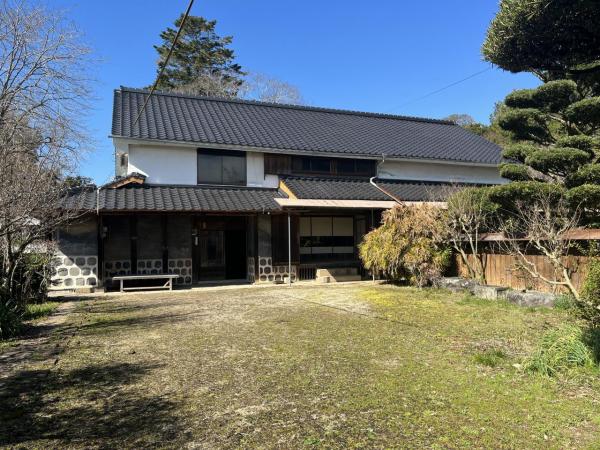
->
[132,0,195,128]
[385,65,493,113]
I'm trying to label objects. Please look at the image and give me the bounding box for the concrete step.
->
[316,267,359,278]
[330,274,362,282]
[316,268,361,283]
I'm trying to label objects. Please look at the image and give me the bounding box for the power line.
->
[385,65,493,113]
[132,0,195,128]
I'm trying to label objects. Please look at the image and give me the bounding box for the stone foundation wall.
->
[105,258,192,285]
[137,259,163,275]
[168,258,192,285]
[50,253,98,290]
[257,257,297,283]
[104,260,132,278]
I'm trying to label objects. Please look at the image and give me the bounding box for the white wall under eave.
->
[247,152,278,188]
[378,160,507,185]
[128,145,197,185]
[127,144,280,188]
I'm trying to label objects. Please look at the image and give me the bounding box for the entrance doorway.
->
[193,217,247,282]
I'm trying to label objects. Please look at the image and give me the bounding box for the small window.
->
[197,149,246,185]
[290,156,375,177]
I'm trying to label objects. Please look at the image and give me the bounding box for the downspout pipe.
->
[96,186,100,216]
[369,154,404,204]
[288,211,292,286]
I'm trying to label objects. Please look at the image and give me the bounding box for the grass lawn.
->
[1,284,599,448]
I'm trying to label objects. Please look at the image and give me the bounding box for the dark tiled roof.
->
[281,176,476,202]
[376,180,466,202]
[282,176,389,201]
[112,87,502,165]
[63,185,285,212]
[61,188,98,210]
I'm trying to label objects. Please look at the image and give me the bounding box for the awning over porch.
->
[274,198,447,209]
[63,184,286,213]
[275,198,398,209]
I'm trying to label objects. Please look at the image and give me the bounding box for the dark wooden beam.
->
[130,215,138,275]
[162,215,168,274]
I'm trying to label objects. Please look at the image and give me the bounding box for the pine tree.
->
[152,15,245,97]
[482,0,600,224]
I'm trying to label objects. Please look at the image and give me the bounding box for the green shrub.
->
[524,324,595,376]
[0,252,52,339]
[359,204,450,287]
[499,163,530,181]
[565,97,600,131]
[488,181,566,215]
[504,88,538,109]
[577,258,600,327]
[496,108,551,143]
[0,295,23,338]
[501,143,538,163]
[525,147,591,177]
[553,294,577,311]
[566,164,600,188]
[533,80,580,113]
[556,135,598,155]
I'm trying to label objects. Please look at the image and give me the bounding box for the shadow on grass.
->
[0,362,182,447]
[77,311,211,335]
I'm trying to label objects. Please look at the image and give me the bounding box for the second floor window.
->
[197,149,246,185]
[265,154,376,177]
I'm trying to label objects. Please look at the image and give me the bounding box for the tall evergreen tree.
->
[153,15,244,96]
[482,0,600,224]
[482,0,600,95]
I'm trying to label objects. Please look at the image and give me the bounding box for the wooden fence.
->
[455,253,593,294]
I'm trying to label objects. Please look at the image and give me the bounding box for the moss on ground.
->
[1,285,599,448]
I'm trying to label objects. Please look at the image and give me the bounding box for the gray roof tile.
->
[112,87,502,165]
[63,185,285,212]
[281,176,477,202]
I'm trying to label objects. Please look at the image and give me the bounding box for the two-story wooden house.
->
[52,87,505,289]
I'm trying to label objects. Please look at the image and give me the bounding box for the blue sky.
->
[52,0,540,184]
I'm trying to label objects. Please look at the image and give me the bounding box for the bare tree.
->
[238,73,304,104]
[499,191,581,299]
[171,72,304,105]
[443,114,476,127]
[0,0,92,318]
[171,70,239,99]
[443,186,495,283]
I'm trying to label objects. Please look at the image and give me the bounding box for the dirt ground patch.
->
[1,284,599,448]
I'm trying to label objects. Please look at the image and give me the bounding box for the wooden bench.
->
[112,274,180,292]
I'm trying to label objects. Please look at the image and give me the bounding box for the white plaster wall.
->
[128,145,197,184]
[247,152,279,188]
[126,143,280,188]
[378,160,506,184]
[247,152,265,187]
